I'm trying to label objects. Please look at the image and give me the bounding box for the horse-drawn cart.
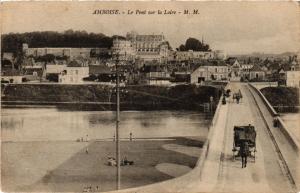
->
[232,89,243,103]
[232,125,257,161]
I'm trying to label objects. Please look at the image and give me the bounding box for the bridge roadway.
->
[115,82,299,193]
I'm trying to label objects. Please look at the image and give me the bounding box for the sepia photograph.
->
[1,1,299,193]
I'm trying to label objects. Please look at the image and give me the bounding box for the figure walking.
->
[130,132,133,141]
[240,141,249,168]
[236,95,240,104]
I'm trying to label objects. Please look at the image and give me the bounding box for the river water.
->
[1,107,211,142]
[281,113,300,143]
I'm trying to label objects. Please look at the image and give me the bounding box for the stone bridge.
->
[110,82,299,193]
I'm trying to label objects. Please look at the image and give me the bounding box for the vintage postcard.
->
[1,1,299,193]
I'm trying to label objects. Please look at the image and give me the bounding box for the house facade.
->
[111,32,170,63]
[240,64,254,80]
[175,50,214,61]
[112,39,135,61]
[58,67,89,84]
[46,64,67,74]
[191,65,228,84]
[286,70,300,87]
[23,43,94,59]
[249,65,265,80]
[139,65,171,85]
[229,60,242,81]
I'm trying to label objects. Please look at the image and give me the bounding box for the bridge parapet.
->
[248,83,279,116]
[250,82,278,90]
[249,83,299,151]
[196,84,227,179]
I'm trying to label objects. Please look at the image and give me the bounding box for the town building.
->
[112,38,135,61]
[285,59,300,87]
[191,63,229,84]
[139,65,171,85]
[45,64,67,82]
[213,50,227,60]
[240,63,254,80]
[88,65,112,82]
[1,70,24,83]
[112,32,170,64]
[2,52,14,61]
[23,66,44,82]
[249,64,265,81]
[172,71,191,83]
[229,59,242,81]
[174,50,214,62]
[2,52,15,71]
[22,43,107,60]
[286,70,300,87]
[58,61,89,84]
[130,32,169,63]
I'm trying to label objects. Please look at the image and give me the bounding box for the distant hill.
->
[229,52,297,59]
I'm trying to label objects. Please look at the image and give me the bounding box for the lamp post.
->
[115,52,121,190]
[111,37,121,190]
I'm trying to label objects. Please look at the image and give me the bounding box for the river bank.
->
[2,137,204,192]
[260,86,299,113]
[1,84,224,111]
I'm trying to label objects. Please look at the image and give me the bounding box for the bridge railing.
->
[248,83,299,151]
[196,83,229,179]
[248,83,278,116]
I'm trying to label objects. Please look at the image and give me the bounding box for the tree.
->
[1,30,114,55]
[185,38,202,51]
[177,37,211,52]
[178,44,186,51]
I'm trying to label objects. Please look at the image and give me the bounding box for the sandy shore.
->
[1,137,204,192]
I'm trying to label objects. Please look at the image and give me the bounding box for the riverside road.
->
[120,82,299,193]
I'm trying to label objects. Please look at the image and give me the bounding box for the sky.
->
[1,1,299,55]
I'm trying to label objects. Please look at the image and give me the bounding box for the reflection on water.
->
[1,107,210,142]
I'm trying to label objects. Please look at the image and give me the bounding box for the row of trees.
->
[1,31,211,56]
[177,37,211,52]
[1,30,113,54]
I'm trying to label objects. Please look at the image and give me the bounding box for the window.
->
[215,68,218,73]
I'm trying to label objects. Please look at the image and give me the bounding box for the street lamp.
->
[112,38,130,189]
[114,51,121,190]
[111,37,122,190]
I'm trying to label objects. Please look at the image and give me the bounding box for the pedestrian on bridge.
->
[240,141,249,168]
